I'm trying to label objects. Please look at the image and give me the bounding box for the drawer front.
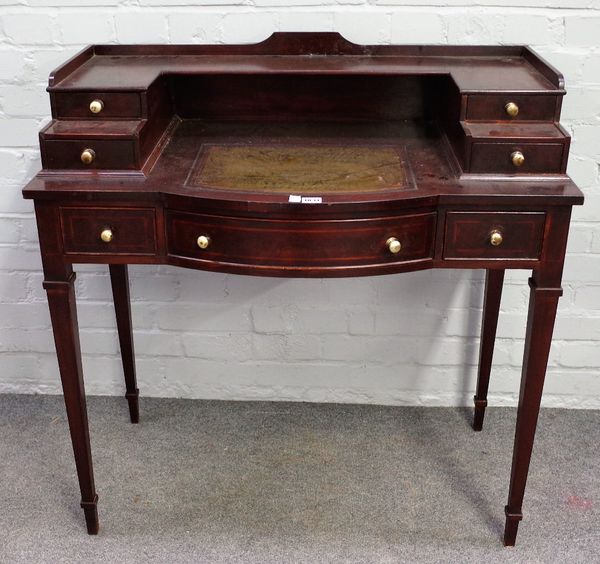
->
[53,92,142,119]
[61,207,157,255]
[167,211,437,267]
[43,139,137,170]
[443,212,545,260]
[466,95,558,121]
[469,142,564,174]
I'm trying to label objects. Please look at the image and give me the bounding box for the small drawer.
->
[52,92,142,119]
[443,212,545,260]
[469,142,565,174]
[42,139,137,170]
[466,95,558,121]
[166,211,437,268]
[60,207,157,255]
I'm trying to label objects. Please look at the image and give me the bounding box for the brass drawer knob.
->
[89,99,104,114]
[489,230,503,247]
[196,235,211,249]
[511,151,525,167]
[386,237,402,254]
[100,228,113,243]
[81,148,96,165]
[505,102,519,118]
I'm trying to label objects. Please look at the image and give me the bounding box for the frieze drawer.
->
[166,211,437,268]
[60,207,157,255]
[443,211,546,260]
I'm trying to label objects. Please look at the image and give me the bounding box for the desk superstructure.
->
[23,33,584,545]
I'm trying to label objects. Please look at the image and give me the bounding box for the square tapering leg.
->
[473,269,505,431]
[503,276,563,546]
[109,264,140,423]
[44,270,100,535]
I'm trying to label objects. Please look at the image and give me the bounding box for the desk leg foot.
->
[503,505,522,546]
[472,397,487,432]
[473,269,504,432]
[109,265,140,424]
[81,495,100,535]
[126,388,140,424]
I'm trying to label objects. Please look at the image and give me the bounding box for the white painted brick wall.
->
[1,1,599,408]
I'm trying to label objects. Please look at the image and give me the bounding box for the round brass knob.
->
[510,151,525,167]
[386,237,402,254]
[100,228,113,243]
[89,99,104,114]
[489,230,503,247]
[80,148,96,165]
[505,102,519,118]
[196,235,211,249]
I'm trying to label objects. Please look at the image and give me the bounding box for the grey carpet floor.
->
[0,394,598,564]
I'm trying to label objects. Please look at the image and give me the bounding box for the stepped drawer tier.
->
[166,211,437,268]
[60,207,157,255]
[457,122,570,175]
[52,92,142,119]
[42,139,138,170]
[443,211,545,260]
[469,142,565,174]
[465,95,559,121]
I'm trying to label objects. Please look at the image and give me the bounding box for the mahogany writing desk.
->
[22,33,584,546]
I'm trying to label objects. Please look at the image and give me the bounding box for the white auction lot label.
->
[288,195,323,204]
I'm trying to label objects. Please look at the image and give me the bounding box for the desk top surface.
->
[24,119,583,208]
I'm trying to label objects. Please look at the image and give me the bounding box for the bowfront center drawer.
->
[52,92,142,119]
[443,211,545,260]
[465,94,558,121]
[166,211,437,268]
[60,207,157,255]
